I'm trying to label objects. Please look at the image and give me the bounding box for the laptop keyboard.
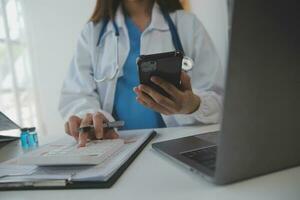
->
[181,146,217,171]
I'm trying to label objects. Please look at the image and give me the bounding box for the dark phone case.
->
[137,51,183,97]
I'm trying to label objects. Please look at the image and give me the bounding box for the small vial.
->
[28,127,38,148]
[20,128,29,149]
[33,128,39,146]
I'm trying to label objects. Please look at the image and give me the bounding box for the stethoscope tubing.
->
[93,10,193,83]
[94,34,120,83]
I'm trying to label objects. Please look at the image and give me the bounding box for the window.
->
[0,0,38,128]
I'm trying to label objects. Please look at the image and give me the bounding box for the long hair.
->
[90,0,183,23]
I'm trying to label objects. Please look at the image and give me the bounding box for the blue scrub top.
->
[113,17,166,130]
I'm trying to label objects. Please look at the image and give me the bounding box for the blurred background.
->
[0,0,230,141]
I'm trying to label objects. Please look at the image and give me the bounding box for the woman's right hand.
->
[64,112,119,147]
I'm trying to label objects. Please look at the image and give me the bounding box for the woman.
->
[59,0,223,147]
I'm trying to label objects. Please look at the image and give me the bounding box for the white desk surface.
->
[1,124,300,200]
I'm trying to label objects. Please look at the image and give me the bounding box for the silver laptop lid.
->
[215,0,300,184]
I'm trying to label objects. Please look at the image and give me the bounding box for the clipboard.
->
[0,131,156,190]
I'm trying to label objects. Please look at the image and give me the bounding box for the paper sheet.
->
[0,129,154,183]
[72,130,151,181]
[0,164,36,178]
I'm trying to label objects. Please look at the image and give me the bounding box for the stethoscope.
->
[94,10,194,83]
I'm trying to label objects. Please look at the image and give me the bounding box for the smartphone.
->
[137,51,183,97]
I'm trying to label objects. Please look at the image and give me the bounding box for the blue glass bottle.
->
[20,128,29,149]
[28,127,38,148]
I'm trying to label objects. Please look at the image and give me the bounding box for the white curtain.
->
[0,0,40,129]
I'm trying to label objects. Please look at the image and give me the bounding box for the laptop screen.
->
[0,112,20,138]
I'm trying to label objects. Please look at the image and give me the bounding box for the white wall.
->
[190,0,229,68]
[23,0,96,139]
[22,0,228,139]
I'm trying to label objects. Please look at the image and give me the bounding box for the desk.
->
[1,125,300,200]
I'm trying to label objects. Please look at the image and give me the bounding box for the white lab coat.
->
[59,3,224,127]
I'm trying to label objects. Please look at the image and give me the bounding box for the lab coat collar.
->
[104,6,126,34]
[115,5,126,29]
[98,6,126,47]
[147,2,169,31]
[106,2,169,33]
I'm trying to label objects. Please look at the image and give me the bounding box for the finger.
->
[137,85,179,113]
[79,113,93,147]
[136,95,172,115]
[180,71,192,90]
[135,87,172,114]
[150,76,182,98]
[68,116,82,141]
[103,129,119,139]
[93,112,105,139]
[79,133,88,148]
[135,86,172,115]
[64,122,71,136]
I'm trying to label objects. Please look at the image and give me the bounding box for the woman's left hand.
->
[134,71,201,115]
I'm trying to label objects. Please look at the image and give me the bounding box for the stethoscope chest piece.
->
[182,56,194,71]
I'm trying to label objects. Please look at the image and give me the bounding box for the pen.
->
[77,121,125,133]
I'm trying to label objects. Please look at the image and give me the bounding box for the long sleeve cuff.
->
[170,91,222,126]
[190,91,222,124]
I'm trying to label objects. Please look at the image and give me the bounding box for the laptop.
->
[0,112,20,145]
[152,0,300,185]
